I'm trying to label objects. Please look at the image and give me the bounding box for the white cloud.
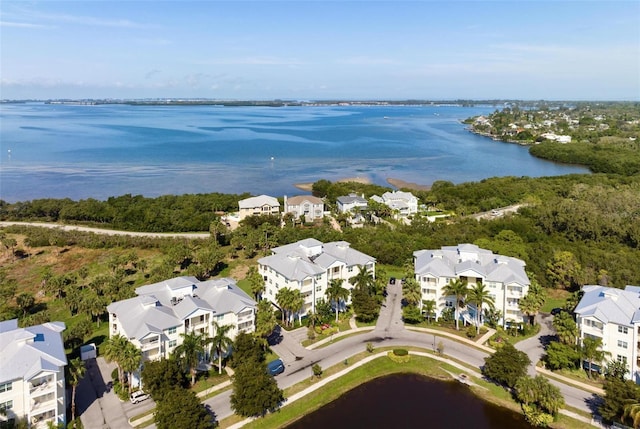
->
[0,21,52,29]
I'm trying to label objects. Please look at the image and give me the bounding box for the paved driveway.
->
[515,312,556,376]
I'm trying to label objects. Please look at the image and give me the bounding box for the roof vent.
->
[34,333,45,342]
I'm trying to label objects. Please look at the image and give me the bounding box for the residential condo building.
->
[258,239,376,317]
[0,319,67,429]
[413,243,530,326]
[574,285,640,382]
[107,277,256,363]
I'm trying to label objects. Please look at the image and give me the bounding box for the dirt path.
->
[0,221,210,239]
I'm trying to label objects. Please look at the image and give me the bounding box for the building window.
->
[0,400,13,411]
[618,340,628,349]
[617,355,628,365]
[168,327,177,335]
[618,326,629,334]
[445,301,453,308]
[169,340,177,348]
[0,382,11,393]
[348,266,354,273]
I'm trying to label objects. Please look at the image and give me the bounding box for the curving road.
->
[199,280,597,425]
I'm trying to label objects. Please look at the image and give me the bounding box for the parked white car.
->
[130,390,150,404]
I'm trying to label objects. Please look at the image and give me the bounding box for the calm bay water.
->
[285,373,532,429]
[0,103,589,202]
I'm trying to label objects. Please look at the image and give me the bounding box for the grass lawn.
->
[542,289,571,313]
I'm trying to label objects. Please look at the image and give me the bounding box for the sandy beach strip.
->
[294,176,372,192]
[387,177,432,191]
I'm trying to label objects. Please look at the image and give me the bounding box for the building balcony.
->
[29,378,54,394]
[140,339,160,351]
[31,396,57,413]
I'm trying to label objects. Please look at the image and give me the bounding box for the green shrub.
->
[466,326,477,339]
[393,348,408,356]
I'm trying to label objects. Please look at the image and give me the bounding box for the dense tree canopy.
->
[483,342,531,388]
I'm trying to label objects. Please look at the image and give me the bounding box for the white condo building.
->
[107,277,256,363]
[258,239,376,317]
[0,319,67,429]
[413,243,530,326]
[574,285,640,382]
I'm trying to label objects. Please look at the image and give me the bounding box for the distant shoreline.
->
[293,176,431,193]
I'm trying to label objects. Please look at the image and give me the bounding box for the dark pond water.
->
[285,373,532,429]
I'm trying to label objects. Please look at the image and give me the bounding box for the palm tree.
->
[174,331,207,386]
[276,288,294,326]
[290,289,305,325]
[402,278,422,307]
[350,265,376,294]
[326,279,350,322]
[443,278,468,330]
[246,266,265,300]
[581,337,610,378]
[68,357,86,422]
[254,299,277,339]
[623,402,640,429]
[422,299,436,323]
[121,342,142,394]
[518,278,546,325]
[211,321,233,375]
[468,283,495,335]
[103,335,129,386]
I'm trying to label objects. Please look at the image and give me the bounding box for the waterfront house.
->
[336,193,368,214]
[258,239,375,318]
[107,277,256,363]
[413,243,530,327]
[574,285,640,382]
[0,319,67,429]
[283,195,325,221]
[238,195,280,221]
[372,191,418,217]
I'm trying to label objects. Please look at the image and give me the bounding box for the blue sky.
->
[1,1,638,100]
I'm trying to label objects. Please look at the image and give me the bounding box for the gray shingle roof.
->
[337,194,367,205]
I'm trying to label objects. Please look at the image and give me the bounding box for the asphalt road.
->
[78,268,597,428]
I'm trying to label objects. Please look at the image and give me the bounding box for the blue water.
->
[0,103,589,202]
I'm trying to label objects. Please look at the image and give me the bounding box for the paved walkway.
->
[77,358,130,429]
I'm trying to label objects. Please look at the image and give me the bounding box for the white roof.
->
[259,239,375,282]
[575,285,640,326]
[0,320,67,383]
[107,277,256,341]
[413,243,529,286]
[238,194,279,209]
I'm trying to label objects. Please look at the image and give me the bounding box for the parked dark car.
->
[551,307,564,316]
[389,277,396,285]
[267,358,285,376]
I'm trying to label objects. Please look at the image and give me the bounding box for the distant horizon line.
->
[2,98,638,104]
